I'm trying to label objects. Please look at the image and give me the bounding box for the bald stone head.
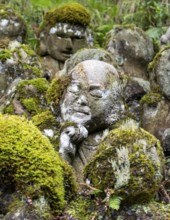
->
[60,60,124,131]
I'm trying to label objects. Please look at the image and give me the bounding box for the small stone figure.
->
[37,3,91,80]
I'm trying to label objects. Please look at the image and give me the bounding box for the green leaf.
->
[109,196,123,210]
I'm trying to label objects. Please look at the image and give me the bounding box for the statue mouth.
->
[73,107,91,115]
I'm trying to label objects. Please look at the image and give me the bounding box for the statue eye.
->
[90,89,103,98]
[68,84,80,94]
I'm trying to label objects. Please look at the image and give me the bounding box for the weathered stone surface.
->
[0,40,44,110]
[123,76,150,121]
[141,98,170,154]
[149,47,170,100]
[59,48,116,77]
[105,25,154,79]
[0,5,26,43]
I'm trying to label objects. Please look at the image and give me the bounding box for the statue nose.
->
[77,95,88,105]
[66,38,73,50]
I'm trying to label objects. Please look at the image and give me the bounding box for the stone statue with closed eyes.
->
[59,60,125,180]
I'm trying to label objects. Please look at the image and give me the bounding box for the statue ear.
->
[37,31,48,56]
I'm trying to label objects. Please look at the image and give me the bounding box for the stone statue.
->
[37,3,91,81]
[0,5,26,43]
[59,60,125,179]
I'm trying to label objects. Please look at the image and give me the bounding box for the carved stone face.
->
[46,23,87,62]
[60,60,124,131]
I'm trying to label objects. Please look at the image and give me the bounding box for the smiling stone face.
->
[60,60,125,131]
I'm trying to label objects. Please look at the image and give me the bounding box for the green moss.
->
[140,92,162,107]
[148,45,170,71]
[21,98,39,113]
[4,104,15,114]
[46,75,70,105]
[84,127,165,205]
[17,78,49,96]
[67,196,93,220]
[0,114,77,214]
[22,64,42,77]
[0,44,43,77]
[0,49,12,62]
[43,3,90,28]
[20,44,36,56]
[32,111,58,130]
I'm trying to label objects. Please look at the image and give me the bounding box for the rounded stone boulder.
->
[84,124,165,204]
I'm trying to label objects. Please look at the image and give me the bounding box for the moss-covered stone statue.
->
[0,4,26,43]
[0,114,77,219]
[37,3,91,80]
[55,60,125,180]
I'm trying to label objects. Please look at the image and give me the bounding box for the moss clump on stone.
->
[43,3,90,28]
[32,110,58,130]
[46,75,70,106]
[84,127,165,205]
[66,195,93,220]
[0,114,77,214]
[148,45,170,71]
[140,92,162,107]
[17,78,49,96]
[0,42,43,77]
[0,49,12,62]
[15,78,49,116]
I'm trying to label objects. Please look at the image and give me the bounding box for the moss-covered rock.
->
[84,126,165,205]
[4,78,49,116]
[43,3,90,29]
[0,40,44,100]
[140,92,162,107]
[0,114,77,215]
[148,46,170,100]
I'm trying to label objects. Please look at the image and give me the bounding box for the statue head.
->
[60,60,124,132]
[0,5,26,43]
[38,3,91,62]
